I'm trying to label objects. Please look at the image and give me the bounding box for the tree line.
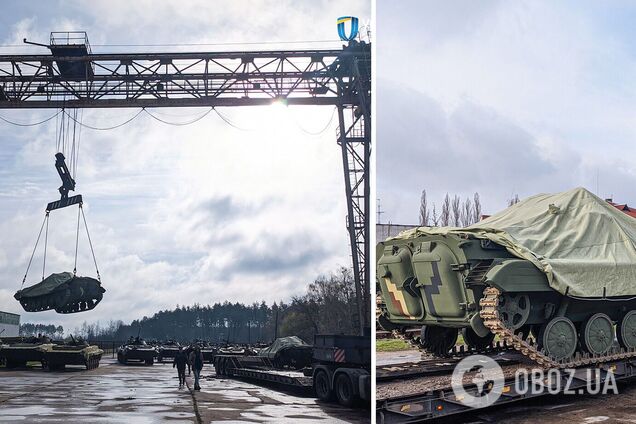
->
[417,190,523,227]
[19,268,358,345]
[19,323,64,338]
[419,190,482,227]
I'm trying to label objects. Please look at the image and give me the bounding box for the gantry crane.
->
[0,32,371,333]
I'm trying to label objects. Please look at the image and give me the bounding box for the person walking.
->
[173,346,189,389]
[189,345,204,391]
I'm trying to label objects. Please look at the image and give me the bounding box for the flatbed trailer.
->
[377,356,636,423]
[214,354,313,388]
[214,334,371,407]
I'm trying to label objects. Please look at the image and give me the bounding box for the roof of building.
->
[607,200,636,218]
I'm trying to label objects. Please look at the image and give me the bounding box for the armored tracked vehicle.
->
[157,340,180,362]
[15,272,105,314]
[258,336,313,369]
[0,336,55,368]
[377,188,636,367]
[45,336,103,370]
[117,337,157,365]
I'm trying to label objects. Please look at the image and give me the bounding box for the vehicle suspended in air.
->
[15,111,105,314]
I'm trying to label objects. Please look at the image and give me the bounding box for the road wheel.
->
[581,313,614,355]
[335,374,355,407]
[462,327,495,351]
[618,310,636,349]
[145,358,154,366]
[538,316,577,360]
[421,326,457,356]
[313,370,333,402]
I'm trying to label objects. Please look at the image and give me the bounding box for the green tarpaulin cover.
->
[391,187,636,297]
[15,272,74,298]
[258,336,309,359]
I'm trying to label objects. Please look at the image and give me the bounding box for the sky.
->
[377,0,636,225]
[0,0,370,330]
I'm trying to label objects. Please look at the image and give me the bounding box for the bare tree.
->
[419,190,430,226]
[461,198,473,227]
[508,194,520,207]
[451,195,461,226]
[440,194,451,226]
[473,192,482,223]
[431,203,439,227]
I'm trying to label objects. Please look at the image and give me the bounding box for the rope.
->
[292,106,337,136]
[0,110,61,127]
[63,108,144,130]
[42,212,50,281]
[81,206,100,281]
[73,205,81,276]
[144,107,213,126]
[212,108,254,131]
[21,213,48,288]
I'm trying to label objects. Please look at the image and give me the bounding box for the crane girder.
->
[0,46,365,108]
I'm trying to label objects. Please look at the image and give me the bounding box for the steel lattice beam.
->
[0,47,362,108]
[0,40,371,333]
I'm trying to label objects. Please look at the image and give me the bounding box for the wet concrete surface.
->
[0,358,370,423]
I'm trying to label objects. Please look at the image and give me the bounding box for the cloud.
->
[377,1,636,224]
[0,0,370,329]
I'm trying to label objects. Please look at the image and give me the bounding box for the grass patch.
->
[376,339,411,352]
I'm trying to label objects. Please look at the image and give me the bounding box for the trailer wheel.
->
[313,370,333,401]
[335,374,355,407]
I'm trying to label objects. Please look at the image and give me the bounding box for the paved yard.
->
[0,358,369,423]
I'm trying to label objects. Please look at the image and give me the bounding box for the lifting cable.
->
[21,212,49,288]
[42,212,49,281]
[81,205,100,281]
[73,204,81,276]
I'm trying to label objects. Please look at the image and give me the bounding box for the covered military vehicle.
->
[46,337,103,370]
[377,188,636,367]
[258,336,313,369]
[117,337,157,365]
[15,272,105,314]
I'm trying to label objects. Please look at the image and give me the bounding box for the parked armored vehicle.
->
[14,272,105,314]
[0,336,55,368]
[45,336,103,370]
[157,340,180,362]
[117,337,157,365]
[197,342,217,364]
[258,336,313,369]
[377,188,636,367]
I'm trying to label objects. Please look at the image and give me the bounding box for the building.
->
[606,199,636,218]
[0,311,20,337]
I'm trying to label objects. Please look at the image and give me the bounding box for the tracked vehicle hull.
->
[46,344,103,370]
[157,344,179,362]
[378,232,636,366]
[15,272,105,314]
[117,345,157,365]
[0,342,55,368]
